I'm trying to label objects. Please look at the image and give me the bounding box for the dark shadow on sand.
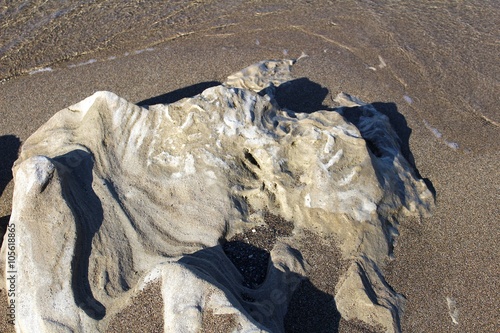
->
[0,215,10,249]
[274,78,330,114]
[137,81,221,106]
[223,240,270,289]
[284,278,341,333]
[0,135,20,250]
[0,135,21,197]
[178,240,341,332]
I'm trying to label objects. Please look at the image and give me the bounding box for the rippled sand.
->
[0,1,499,332]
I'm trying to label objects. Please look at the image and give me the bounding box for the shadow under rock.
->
[178,240,342,332]
[284,278,341,333]
[137,81,221,106]
[274,78,330,114]
[223,240,270,289]
[0,215,10,249]
[0,135,21,197]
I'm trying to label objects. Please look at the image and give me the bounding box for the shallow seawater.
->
[1,1,497,76]
[0,0,249,79]
[1,0,498,126]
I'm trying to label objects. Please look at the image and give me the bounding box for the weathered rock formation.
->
[3,60,433,332]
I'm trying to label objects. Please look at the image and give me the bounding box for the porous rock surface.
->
[3,60,432,332]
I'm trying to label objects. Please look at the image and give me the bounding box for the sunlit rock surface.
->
[4,60,432,332]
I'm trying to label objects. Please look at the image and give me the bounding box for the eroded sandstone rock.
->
[3,60,432,332]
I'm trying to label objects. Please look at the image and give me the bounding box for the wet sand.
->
[1,1,499,332]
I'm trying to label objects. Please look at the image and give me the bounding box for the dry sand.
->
[0,1,498,332]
